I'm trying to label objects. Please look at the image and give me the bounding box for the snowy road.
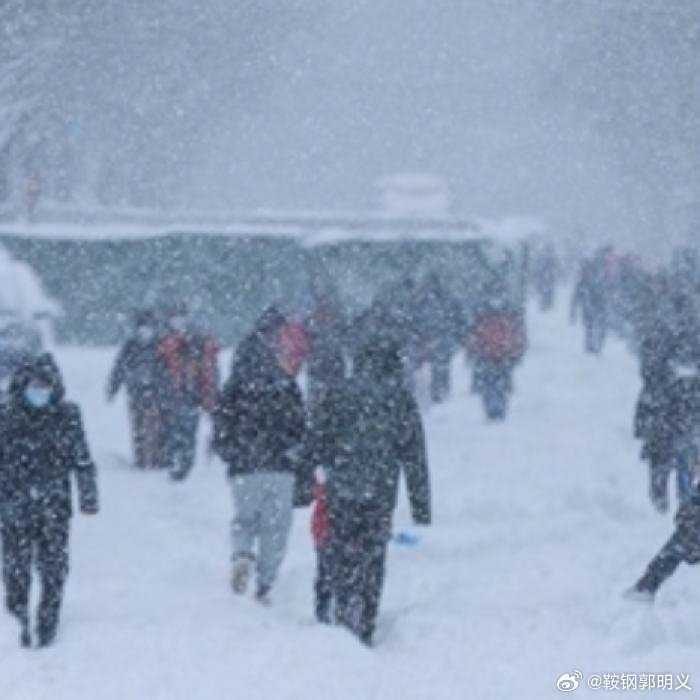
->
[2,295,699,699]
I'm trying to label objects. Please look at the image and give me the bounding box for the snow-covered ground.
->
[2,291,699,699]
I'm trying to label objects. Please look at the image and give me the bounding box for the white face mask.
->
[25,384,52,408]
[137,326,155,343]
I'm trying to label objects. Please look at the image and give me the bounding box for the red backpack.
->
[472,314,524,361]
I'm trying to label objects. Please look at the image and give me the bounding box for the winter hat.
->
[276,320,309,365]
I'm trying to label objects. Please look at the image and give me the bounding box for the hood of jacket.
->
[9,352,66,407]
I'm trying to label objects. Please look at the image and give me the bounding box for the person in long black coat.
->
[300,337,431,646]
[0,353,98,647]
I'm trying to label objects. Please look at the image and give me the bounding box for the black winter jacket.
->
[635,375,700,465]
[301,340,431,523]
[214,318,305,478]
[0,354,98,524]
[107,338,165,400]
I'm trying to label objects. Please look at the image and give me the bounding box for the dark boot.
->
[19,611,31,648]
[36,599,61,648]
[315,592,332,624]
[359,628,374,647]
[626,534,685,601]
[314,547,334,623]
[36,623,57,648]
[255,583,272,606]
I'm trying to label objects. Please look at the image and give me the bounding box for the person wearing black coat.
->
[300,336,431,646]
[570,252,609,354]
[213,307,308,603]
[635,370,700,512]
[0,353,98,647]
[107,311,166,468]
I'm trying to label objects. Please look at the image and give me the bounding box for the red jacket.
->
[469,312,525,362]
[311,481,330,547]
[158,333,219,412]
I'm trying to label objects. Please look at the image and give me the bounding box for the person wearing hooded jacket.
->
[106,310,167,469]
[299,336,431,646]
[157,306,219,481]
[467,296,526,421]
[213,307,308,604]
[0,353,98,647]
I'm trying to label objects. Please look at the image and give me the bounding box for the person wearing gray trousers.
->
[212,307,309,603]
[230,471,295,599]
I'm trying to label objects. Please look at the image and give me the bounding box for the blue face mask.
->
[24,385,52,408]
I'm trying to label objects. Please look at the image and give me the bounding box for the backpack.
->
[473,314,524,361]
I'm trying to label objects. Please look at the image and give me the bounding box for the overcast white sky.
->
[5,0,699,254]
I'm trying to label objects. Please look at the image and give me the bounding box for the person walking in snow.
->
[213,307,308,604]
[157,305,219,481]
[635,368,700,513]
[0,353,98,647]
[106,310,167,469]
[529,240,559,312]
[625,464,700,602]
[413,271,464,403]
[570,250,610,354]
[300,336,431,645]
[466,293,526,421]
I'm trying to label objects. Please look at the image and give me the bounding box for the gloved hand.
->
[393,531,421,547]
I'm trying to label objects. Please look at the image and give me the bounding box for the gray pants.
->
[230,472,294,590]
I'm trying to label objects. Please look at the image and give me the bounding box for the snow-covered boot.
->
[231,556,252,594]
[255,584,271,606]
